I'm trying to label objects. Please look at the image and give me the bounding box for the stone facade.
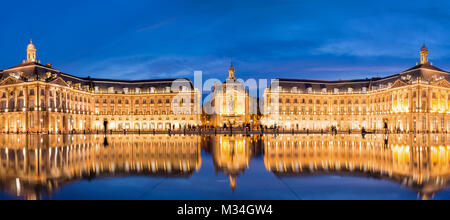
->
[211,63,250,127]
[263,45,450,133]
[0,40,202,133]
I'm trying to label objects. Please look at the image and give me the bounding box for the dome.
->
[229,62,235,72]
[421,44,428,52]
[228,62,236,79]
[27,39,36,51]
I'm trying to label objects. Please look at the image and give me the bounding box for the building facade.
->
[0,40,202,133]
[263,45,450,133]
[1,41,448,133]
[211,63,250,127]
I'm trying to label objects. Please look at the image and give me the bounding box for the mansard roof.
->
[0,62,194,92]
[404,62,447,72]
[273,63,450,92]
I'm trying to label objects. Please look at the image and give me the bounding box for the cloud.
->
[72,55,236,81]
[313,41,405,57]
[7,0,450,83]
[137,17,177,32]
[306,65,402,73]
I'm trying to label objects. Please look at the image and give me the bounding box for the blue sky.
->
[1,0,450,82]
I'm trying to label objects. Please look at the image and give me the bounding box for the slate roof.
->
[0,62,194,92]
[272,63,450,92]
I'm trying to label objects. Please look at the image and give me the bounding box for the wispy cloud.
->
[73,55,236,81]
[137,17,177,32]
[5,0,450,82]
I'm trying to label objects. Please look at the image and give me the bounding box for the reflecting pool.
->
[0,134,449,200]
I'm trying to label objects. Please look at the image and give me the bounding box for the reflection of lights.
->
[16,178,21,197]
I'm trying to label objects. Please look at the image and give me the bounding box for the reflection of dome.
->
[229,175,237,191]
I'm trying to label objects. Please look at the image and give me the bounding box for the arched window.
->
[9,98,15,110]
[18,99,24,109]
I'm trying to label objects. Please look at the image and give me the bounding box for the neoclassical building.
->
[0,134,202,199]
[1,41,448,133]
[0,40,202,133]
[211,63,250,127]
[263,45,450,133]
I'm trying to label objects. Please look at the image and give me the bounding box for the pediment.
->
[391,79,408,88]
[0,76,24,86]
[49,77,70,87]
[431,79,450,88]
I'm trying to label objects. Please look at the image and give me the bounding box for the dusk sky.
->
[1,0,450,82]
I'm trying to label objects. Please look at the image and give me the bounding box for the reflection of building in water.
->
[264,134,450,199]
[210,135,259,190]
[0,135,201,199]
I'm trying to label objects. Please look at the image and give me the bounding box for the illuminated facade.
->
[0,40,202,133]
[1,41,448,133]
[211,63,250,127]
[0,134,201,199]
[263,45,450,133]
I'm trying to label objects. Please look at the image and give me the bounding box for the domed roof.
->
[27,39,36,51]
[421,44,428,52]
[229,62,235,72]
